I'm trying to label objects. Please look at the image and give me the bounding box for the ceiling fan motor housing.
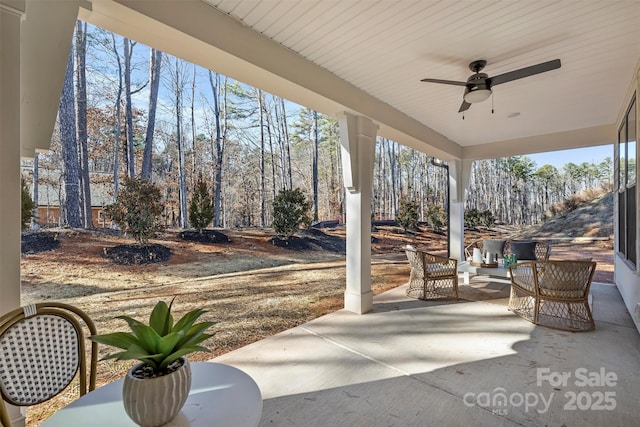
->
[464,73,491,103]
[467,72,489,86]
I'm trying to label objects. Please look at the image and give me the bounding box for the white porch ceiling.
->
[202,0,640,152]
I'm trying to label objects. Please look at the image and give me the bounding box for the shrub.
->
[479,209,495,228]
[21,177,35,231]
[106,177,164,245]
[189,175,214,233]
[272,188,312,238]
[396,199,419,232]
[426,204,445,231]
[465,208,495,229]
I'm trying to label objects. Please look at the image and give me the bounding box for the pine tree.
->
[21,178,35,231]
[272,188,312,238]
[106,177,164,245]
[189,175,214,233]
[396,199,419,232]
[426,205,445,231]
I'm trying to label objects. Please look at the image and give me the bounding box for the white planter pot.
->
[122,357,192,427]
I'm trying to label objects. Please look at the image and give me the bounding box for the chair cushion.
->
[0,314,79,405]
[510,241,537,260]
[483,239,506,257]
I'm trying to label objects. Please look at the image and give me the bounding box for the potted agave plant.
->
[91,299,215,427]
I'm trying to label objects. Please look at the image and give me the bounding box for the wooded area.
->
[21,22,612,231]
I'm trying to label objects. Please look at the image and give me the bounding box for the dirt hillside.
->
[514,191,613,239]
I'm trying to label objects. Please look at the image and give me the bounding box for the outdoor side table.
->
[458,261,512,284]
[40,362,262,427]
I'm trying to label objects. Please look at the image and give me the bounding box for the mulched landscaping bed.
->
[102,243,172,265]
[269,229,346,253]
[21,232,61,254]
[178,229,231,244]
[269,235,316,250]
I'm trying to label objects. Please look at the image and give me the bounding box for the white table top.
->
[40,362,262,427]
[458,261,512,277]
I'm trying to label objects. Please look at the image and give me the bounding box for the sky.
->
[526,144,612,168]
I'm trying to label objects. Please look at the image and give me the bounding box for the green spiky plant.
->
[91,299,215,376]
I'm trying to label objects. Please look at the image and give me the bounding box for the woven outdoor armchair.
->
[404,247,458,300]
[508,260,597,332]
[0,302,98,427]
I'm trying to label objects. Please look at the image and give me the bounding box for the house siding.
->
[615,63,640,334]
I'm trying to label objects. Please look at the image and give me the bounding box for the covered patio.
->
[2,1,640,425]
[213,276,640,426]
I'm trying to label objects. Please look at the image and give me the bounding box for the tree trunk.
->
[258,89,266,227]
[174,59,188,229]
[75,20,93,228]
[60,50,82,227]
[111,33,123,200]
[208,71,225,227]
[388,139,398,216]
[190,64,197,188]
[141,49,162,181]
[264,98,277,201]
[124,38,135,178]
[281,98,292,190]
[32,153,39,228]
[312,110,319,221]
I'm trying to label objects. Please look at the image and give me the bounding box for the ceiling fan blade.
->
[489,59,561,86]
[458,100,471,113]
[420,78,468,87]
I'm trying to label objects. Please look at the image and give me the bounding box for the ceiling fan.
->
[421,59,561,113]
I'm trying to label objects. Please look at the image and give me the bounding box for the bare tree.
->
[110,33,123,199]
[75,20,92,228]
[258,89,266,227]
[165,56,190,229]
[123,38,135,177]
[141,49,162,181]
[312,110,319,221]
[190,64,198,188]
[59,50,82,227]
[32,153,39,228]
[208,71,226,227]
[280,98,292,189]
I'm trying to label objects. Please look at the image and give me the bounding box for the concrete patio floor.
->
[213,275,640,426]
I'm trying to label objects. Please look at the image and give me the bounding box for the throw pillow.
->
[510,241,537,260]
[483,239,506,257]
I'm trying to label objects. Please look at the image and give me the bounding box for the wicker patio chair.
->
[404,247,458,300]
[508,260,596,332]
[0,303,98,427]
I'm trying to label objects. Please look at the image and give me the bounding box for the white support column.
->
[1,4,26,425]
[1,0,78,311]
[338,112,377,314]
[449,159,473,262]
[1,1,24,315]
[450,201,465,261]
[1,2,77,420]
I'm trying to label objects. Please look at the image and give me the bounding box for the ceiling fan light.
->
[464,87,491,104]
